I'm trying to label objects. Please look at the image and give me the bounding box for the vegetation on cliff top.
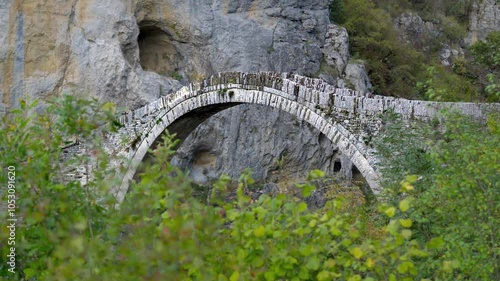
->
[330,0,500,102]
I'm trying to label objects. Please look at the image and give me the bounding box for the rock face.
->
[393,12,438,47]
[344,63,372,94]
[0,0,335,109]
[467,0,500,44]
[0,0,365,185]
[393,12,466,67]
[0,0,183,113]
[172,104,350,184]
[322,24,350,74]
[319,24,372,93]
[132,0,330,82]
[439,45,465,67]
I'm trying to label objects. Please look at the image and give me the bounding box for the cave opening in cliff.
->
[333,160,342,172]
[137,23,183,79]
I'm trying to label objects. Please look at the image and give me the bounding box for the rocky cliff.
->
[1,0,367,185]
[467,0,500,44]
[2,0,498,186]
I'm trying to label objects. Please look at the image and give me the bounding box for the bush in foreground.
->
[3,97,493,280]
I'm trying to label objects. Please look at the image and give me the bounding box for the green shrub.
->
[469,31,500,101]
[416,65,479,101]
[0,97,445,281]
[329,0,347,24]
[338,0,430,98]
[172,71,183,81]
[3,97,497,280]
[335,0,481,101]
[375,111,500,280]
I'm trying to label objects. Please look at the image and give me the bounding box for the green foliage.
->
[2,96,498,280]
[335,0,480,101]
[439,15,467,44]
[338,0,430,97]
[375,112,500,280]
[374,112,433,200]
[470,31,500,101]
[396,0,474,25]
[0,98,447,280]
[341,0,391,39]
[442,0,474,24]
[425,114,500,279]
[329,0,347,24]
[485,73,500,100]
[171,71,183,81]
[218,88,228,95]
[372,0,411,15]
[416,66,479,101]
[470,31,500,69]
[0,96,119,280]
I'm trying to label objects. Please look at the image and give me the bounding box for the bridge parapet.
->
[120,72,498,127]
[63,72,500,202]
[112,72,499,182]
[113,72,498,158]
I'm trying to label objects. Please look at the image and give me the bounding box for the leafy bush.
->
[470,31,500,69]
[2,97,497,280]
[329,0,347,24]
[335,0,434,98]
[0,98,445,280]
[416,66,479,101]
[375,111,500,280]
[334,0,480,101]
[0,97,119,279]
[470,31,500,101]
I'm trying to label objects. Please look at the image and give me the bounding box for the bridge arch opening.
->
[140,104,354,187]
[114,87,381,204]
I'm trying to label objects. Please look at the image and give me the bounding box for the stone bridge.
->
[72,72,498,204]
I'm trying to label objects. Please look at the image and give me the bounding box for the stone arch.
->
[113,88,381,204]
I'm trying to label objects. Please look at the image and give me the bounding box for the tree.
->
[329,0,346,24]
[470,31,500,101]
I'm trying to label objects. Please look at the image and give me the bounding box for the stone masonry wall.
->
[63,72,500,203]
